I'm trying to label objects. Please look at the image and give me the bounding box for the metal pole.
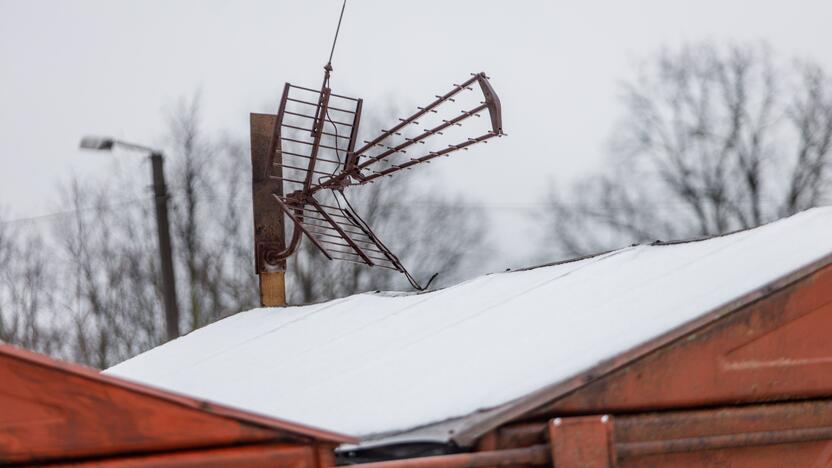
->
[150,153,181,340]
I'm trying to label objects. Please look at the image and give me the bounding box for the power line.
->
[0,199,549,227]
[1,181,566,228]
[0,197,153,227]
[0,181,220,226]
[385,201,553,209]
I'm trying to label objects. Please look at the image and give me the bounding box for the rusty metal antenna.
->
[251,2,505,303]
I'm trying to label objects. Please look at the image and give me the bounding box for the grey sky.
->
[2,0,831,264]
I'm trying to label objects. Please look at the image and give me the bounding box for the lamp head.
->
[79,136,115,151]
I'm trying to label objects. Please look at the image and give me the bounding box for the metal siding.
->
[59,444,317,467]
[0,345,349,465]
[549,416,614,467]
[534,262,832,416]
[613,401,832,467]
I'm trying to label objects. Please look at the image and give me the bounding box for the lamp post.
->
[79,136,181,341]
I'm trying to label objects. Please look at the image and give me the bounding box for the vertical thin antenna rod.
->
[327,0,348,68]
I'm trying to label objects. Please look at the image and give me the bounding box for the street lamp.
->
[79,136,181,341]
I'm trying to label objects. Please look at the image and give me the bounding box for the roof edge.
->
[0,344,357,445]
[449,251,832,446]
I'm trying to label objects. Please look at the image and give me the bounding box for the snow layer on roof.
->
[106,208,832,440]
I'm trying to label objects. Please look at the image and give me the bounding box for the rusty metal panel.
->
[613,400,832,467]
[0,344,350,465]
[495,423,547,450]
[619,441,832,468]
[549,415,613,468]
[66,444,318,467]
[534,262,832,416]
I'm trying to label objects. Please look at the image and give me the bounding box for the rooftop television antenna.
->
[251,1,504,304]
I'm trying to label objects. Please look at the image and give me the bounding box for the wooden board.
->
[250,113,287,306]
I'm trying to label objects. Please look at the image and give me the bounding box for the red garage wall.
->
[536,261,832,415]
[0,345,353,466]
[356,260,832,467]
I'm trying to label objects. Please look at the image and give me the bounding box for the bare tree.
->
[0,220,61,357]
[55,180,163,367]
[542,42,832,257]
[166,97,259,330]
[0,95,492,367]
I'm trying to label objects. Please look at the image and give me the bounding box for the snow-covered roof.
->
[106,207,832,447]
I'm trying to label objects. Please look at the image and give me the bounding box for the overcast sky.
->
[2,0,831,264]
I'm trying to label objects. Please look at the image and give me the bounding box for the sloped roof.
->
[0,343,354,464]
[106,207,832,447]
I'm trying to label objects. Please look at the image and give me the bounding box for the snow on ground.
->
[106,207,832,440]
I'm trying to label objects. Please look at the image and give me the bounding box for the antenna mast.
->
[251,1,505,306]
